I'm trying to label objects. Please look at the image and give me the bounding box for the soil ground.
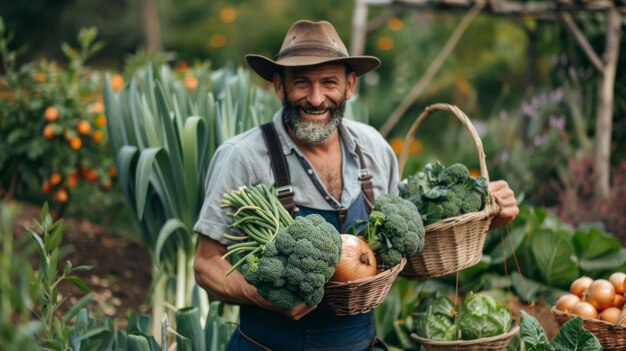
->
[12,201,561,339]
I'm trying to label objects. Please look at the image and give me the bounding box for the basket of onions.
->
[551,273,626,351]
[324,194,424,316]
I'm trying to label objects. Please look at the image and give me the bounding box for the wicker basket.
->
[552,306,626,350]
[410,324,519,351]
[398,103,500,279]
[323,258,406,316]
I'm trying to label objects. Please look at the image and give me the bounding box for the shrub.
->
[0,19,116,205]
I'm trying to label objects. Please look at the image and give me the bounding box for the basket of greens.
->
[397,103,500,279]
[410,292,518,351]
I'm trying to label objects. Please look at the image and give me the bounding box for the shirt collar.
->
[270,108,358,155]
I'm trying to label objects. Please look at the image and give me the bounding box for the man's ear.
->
[345,72,357,100]
[273,73,284,100]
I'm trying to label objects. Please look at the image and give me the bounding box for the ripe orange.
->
[34,73,46,82]
[44,107,59,122]
[107,166,117,178]
[76,120,91,135]
[95,115,106,128]
[42,180,52,194]
[84,169,99,183]
[69,137,82,150]
[89,101,104,114]
[92,130,104,142]
[184,76,198,90]
[43,125,56,139]
[67,174,78,188]
[110,74,124,92]
[49,172,62,185]
[53,188,68,203]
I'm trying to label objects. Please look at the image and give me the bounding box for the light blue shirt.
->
[193,110,399,244]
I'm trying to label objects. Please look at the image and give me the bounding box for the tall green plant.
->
[102,62,279,335]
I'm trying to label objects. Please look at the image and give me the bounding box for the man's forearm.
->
[193,236,265,306]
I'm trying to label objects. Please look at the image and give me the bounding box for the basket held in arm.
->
[398,103,500,280]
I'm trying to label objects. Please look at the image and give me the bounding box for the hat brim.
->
[245,54,381,82]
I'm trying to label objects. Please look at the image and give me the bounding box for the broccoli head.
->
[450,184,484,214]
[440,191,462,218]
[438,163,470,186]
[371,195,425,267]
[246,214,342,309]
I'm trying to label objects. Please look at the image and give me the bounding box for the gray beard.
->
[282,99,346,145]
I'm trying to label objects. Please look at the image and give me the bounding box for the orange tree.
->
[0,20,117,207]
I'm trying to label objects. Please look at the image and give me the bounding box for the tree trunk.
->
[594,7,621,200]
[141,0,162,51]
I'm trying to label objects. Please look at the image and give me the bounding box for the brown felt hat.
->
[245,20,381,82]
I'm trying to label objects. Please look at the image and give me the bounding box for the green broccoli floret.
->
[450,184,484,214]
[440,191,462,218]
[438,163,470,186]
[248,214,342,309]
[266,288,299,309]
[369,195,425,267]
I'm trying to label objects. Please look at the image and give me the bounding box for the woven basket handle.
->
[398,103,489,182]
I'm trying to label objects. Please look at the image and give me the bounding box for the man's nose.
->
[306,83,324,107]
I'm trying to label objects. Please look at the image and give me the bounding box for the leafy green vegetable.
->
[415,311,458,341]
[399,161,488,225]
[414,292,512,341]
[458,292,512,340]
[520,311,602,351]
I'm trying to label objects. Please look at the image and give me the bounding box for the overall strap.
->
[260,122,296,213]
[339,124,375,213]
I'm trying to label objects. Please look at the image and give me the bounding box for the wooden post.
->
[594,7,621,199]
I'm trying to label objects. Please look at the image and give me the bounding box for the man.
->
[193,20,519,350]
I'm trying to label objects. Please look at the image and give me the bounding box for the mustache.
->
[295,101,337,113]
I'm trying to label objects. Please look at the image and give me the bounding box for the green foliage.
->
[103,60,278,325]
[0,201,41,351]
[0,19,115,204]
[442,204,626,305]
[520,311,601,351]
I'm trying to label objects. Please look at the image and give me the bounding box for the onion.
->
[570,301,598,319]
[330,234,377,282]
[570,276,593,297]
[599,307,623,324]
[614,294,626,309]
[609,272,626,294]
[587,279,616,311]
[555,294,581,312]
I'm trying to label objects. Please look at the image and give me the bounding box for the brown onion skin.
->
[599,307,622,324]
[330,234,377,282]
[570,276,594,297]
[609,272,626,294]
[555,294,581,312]
[587,279,616,311]
[570,301,598,319]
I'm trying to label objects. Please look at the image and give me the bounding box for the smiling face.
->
[274,63,356,145]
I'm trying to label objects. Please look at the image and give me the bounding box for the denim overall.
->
[225,123,377,351]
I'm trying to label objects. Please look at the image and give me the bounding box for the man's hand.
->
[257,299,317,321]
[194,236,317,320]
[488,180,519,230]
